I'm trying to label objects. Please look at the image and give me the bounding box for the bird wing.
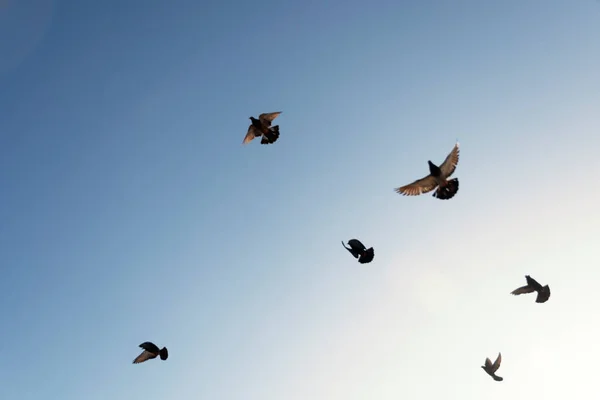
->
[511,285,535,295]
[243,125,260,144]
[139,342,160,354]
[525,275,543,291]
[492,353,502,372]
[395,175,438,196]
[258,112,282,127]
[484,358,493,369]
[342,241,360,259]
[347,239,366,251]
[133,350,156,364]
[439,142,460,178]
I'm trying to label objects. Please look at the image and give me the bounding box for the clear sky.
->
[1,1,599,399]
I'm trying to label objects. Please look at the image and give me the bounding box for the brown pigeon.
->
[395,142,460,200]
[481,353,503,381]
[243,112,282,145]
[132,342,168,364]
[342,239,375,264]
[511,275,551,303]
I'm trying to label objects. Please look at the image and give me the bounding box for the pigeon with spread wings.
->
[511,275,551,303]
[481,353,503,381]
[132,342,169,364]
[395,142,460,200]
[243,112,282,145]
[342,239,374,264]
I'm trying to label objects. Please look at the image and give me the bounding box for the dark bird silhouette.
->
[243,112,282,145]
[132,342,169,364]
[395,142,460,200]
[511,275,551,303]
[342,239,374,264]
[481,352,503,381]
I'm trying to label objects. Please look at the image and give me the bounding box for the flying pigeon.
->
[511,275,551,303]
[395,142,460,200]
[342,239,375,264]
[481,352,503,381]
[132,342,169,364]
[243,112,282,145]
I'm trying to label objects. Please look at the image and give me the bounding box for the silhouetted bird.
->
[132,342,169,364]
[395,142,460,200]
[511,275,551,303]
[481,353,503,381]
[342,239,374,264]
[243,112,282,145]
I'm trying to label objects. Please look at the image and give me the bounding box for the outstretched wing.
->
[484,357,493,369]
[133,350,156,364]
[395,175,437,196]
[439,142,460,178]
[347,239,366,251]
[491,353,502,372]
[139,342,160,354]
[525,275,543,291]
[511,285,535,295]
[243,125,260,144]
[258,112,282,127]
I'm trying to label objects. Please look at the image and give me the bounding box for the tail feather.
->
[358,247,375,264]
[433,178,459,200]
[260,126,280,145]
[159,347,168,361]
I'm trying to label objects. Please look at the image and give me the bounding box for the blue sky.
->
[1,1,599,399]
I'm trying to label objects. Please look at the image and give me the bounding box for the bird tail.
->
[260,126,280,145]
[358,247,375,264]
[159,347,169,360]
[433,178,459,200]
[493,375,503,382]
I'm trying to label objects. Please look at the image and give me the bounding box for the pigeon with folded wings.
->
[243,112,282,145]
[395,142,460,200]
[132,342,169,364]
[342,239,374,264]
[511,275,551,303]
[481,353,503,381]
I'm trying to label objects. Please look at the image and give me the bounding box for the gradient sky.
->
[1,1,599,399]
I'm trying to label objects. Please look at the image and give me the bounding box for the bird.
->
[511,275,551,303]
[395,142,460,200]
[243,112,282,145]
[481,352,503,381]
[132,342,169,364]
[342,239,375,264]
